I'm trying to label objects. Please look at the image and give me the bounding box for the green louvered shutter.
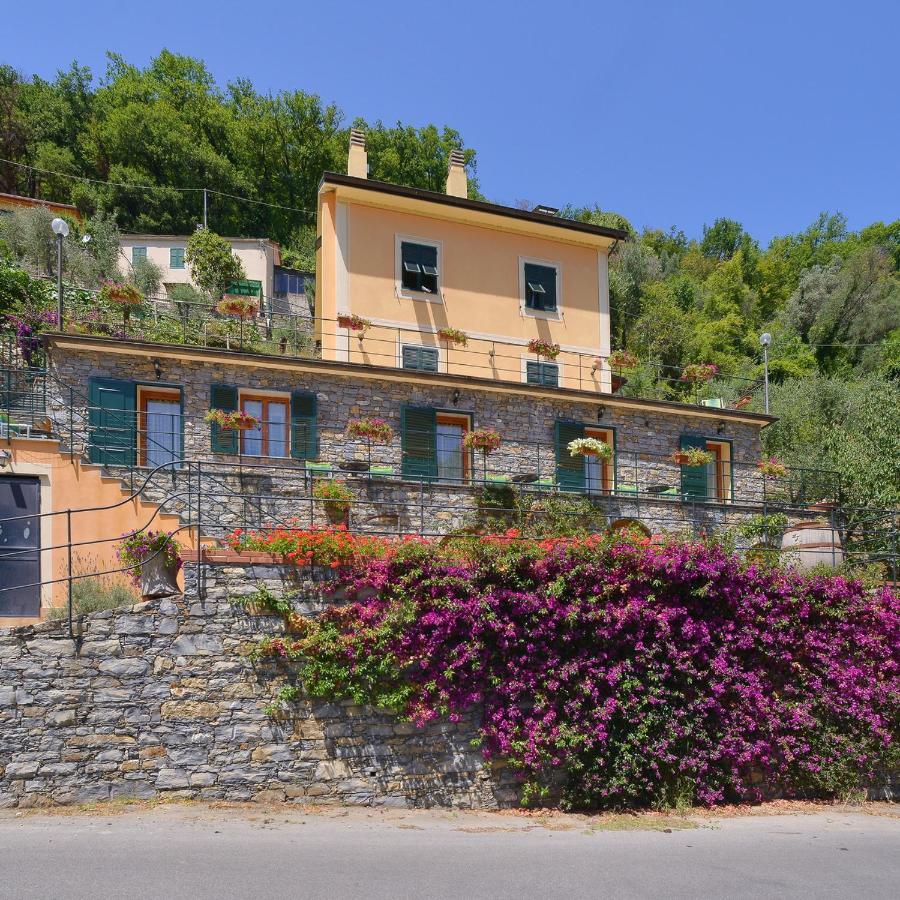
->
[555,421,585,492]
[401,406,437,480]
[679,433,709,499]
[88,378,136,466]
[209,384,238,454]
[290,390,318,460]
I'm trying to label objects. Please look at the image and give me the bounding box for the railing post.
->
[66,508,74,645]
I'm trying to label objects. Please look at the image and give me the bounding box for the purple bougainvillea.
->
[287,535,899,809]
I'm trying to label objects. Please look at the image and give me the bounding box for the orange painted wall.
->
[1,439,196,626]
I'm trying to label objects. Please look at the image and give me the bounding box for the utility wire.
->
[0,157,317,218]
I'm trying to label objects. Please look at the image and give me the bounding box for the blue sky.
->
[5,0,898,244]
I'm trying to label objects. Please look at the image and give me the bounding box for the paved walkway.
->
[0,804,897,899]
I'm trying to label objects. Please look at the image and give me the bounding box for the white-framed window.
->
[395,235,442,302]
[519,256,561,319]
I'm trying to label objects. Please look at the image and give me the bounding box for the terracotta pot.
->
[139,553,181,600]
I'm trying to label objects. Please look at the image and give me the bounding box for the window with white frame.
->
[397,238,440,297]
[522,261,558,312]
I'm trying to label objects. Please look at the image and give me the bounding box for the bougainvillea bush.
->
[269,532,898,810]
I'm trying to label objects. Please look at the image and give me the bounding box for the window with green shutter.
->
[402,345,439,372]
[555,420,585,491]
[401,406,437,480]
[400,242,439,294]
[523,262,557,311]
[209,384,238,454]
[132,246,147,265]
[526,361,559,387]
[290,390,318,460]
[679,433,709,499]
[170,247,185,269]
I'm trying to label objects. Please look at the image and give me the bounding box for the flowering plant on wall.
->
[258,533,899,809]
[117,529,182,583]
[527,338,561,360]
[567,437,613,459]
[757,456,788,478]
[462,429,502,453]
[337,313,371,333]
[608,349,638,370]
[4,309,58,365]
[680,363,719,383]
[205,409,259,431]
[346,417,394,445]
[437,327,468,346]
[313,479,354,519]
[216,295,258,318]
[99,280,143,306]
[672,447,715,466]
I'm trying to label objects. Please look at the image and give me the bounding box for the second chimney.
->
[348,128,367,178]
[446,149,467,198]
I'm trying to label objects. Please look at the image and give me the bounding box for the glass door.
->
[140,391,181,469]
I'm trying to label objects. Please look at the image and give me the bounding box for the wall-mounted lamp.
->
[0,449,12,471]
[716,420,726,435]
[596,405,606,421]
[153,359,163,381]
[452,388,460,407]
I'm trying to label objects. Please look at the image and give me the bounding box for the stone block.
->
[160,701,219,720]
[155,769,191,790]
[100,658,149,678]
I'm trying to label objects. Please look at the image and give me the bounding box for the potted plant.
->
[117,529,183,600]
[527,338,561,360]
[672,447,715,466]
[567,437,613,460]
[337,313,371,334]
[205,409,260,431]
[680,363,719,383]
[437,327,468,346]
[463,428,501,480]
[313,479,354,523]
[216,295,259,319]
[346,417,394,470]
[757,456,788,478]
[608,349,638,370]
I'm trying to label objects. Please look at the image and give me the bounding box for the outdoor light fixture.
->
[51,218,70,326]
[759,332,772,414]
[452,388,460,406]
[596,405,606,421]
[153,359,163,381]
[717,420,726,434]
[0,449,11,470]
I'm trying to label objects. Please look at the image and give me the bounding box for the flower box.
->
[527,339,561,360]
[99,281,143,306]
[117,530,182,599]
[672,448,714,466]
[337,314,371,332]
[205,409,260,431]
[217,295,259,318]
[608,350,638,370]
[757,457,788,478]
[346,417,394,445]
[437,327,468,346]
[463,429,502,453]
[567,437,613,460]
[680,363,719,383]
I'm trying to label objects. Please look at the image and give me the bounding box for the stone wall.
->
[0,561,516,809]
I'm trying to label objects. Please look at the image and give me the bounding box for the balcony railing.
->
[14,279,764,409]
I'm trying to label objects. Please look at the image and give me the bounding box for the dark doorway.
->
[0,476,41,617]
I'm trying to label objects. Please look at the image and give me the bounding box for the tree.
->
[559,204,635,237]
[186,228,245,298]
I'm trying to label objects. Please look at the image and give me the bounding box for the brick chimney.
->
[446,149,467,198]
[347,128,367,178]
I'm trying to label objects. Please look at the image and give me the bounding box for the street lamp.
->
[760,332,772,414]
[51,217,70,327]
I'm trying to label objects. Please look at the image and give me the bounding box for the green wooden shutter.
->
[679,433,709,499]
[402,346,439,372]
[555,421,585,492]
[209,384,238,454]
[290,390,318,460]
[88,378,136,466]
[401,406,437,480]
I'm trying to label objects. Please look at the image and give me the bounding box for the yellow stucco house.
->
[315,131,627,393]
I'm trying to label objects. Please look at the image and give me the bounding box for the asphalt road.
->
[0,806,897,899]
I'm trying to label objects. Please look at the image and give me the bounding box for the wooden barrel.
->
[780,521,844,570]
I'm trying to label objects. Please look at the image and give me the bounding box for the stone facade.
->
[0,561,517,809]
[44,342,781,541]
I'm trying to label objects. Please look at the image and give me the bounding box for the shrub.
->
[312,480,354,516]
[276,535,899,810]
[48,577,138,618]
[117,530,182,584]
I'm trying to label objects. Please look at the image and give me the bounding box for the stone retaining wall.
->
[0,561,517,809]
